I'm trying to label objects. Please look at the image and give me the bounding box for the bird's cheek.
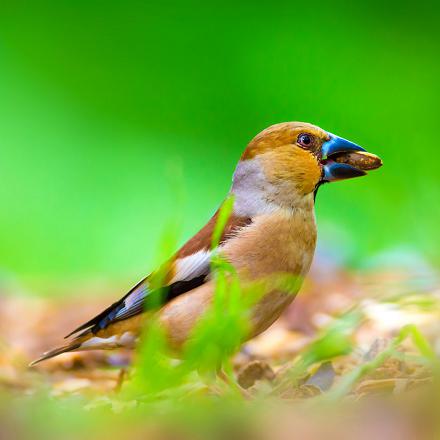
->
[298,169,322,194]
[291,154,322,194]
[258,148,321,195]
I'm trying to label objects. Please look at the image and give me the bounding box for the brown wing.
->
[177,209,252,258]
[65,210,251,338]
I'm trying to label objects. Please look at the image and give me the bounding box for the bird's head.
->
[232,122,382,214]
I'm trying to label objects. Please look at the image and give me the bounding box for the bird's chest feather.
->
[222,209,317,279]
[160,209,317,349]
[221,209,317,337]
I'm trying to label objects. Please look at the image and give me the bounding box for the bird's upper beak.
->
[321,134,382,182]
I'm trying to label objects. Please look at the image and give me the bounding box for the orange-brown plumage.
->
[176,211,251,258]
[30,122,382,366]
[241,122,328,160]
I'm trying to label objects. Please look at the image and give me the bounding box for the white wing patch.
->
[114,250,211,322]
[170,249,212,283]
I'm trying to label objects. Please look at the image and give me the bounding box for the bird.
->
[30,122,382,366]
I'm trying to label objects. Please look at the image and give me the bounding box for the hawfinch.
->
[31,122,382,365]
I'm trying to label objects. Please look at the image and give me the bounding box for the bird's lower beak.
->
[321,134,382,182]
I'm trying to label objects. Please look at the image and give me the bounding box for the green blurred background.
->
[0,1,438,288]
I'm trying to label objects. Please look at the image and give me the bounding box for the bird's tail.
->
[29,329,136,366]
[29,341,83,366]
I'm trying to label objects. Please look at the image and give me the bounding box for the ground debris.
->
[0,266,439,439]
[237,360,275,389]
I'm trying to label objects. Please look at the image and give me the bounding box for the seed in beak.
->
[332,151,382,171]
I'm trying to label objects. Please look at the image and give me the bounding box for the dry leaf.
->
[237,360,275,389]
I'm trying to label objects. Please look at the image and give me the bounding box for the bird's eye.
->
[297,133,314,148]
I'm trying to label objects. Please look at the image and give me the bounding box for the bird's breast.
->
[221,207,317,337]
[221,208,317,279]
[159,206,317,351]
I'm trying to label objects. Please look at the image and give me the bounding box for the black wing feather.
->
[65,273,209,338]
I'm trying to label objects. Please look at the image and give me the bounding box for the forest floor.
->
[1,257,440,440]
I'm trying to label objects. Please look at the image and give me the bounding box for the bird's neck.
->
[231,158,315,217]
